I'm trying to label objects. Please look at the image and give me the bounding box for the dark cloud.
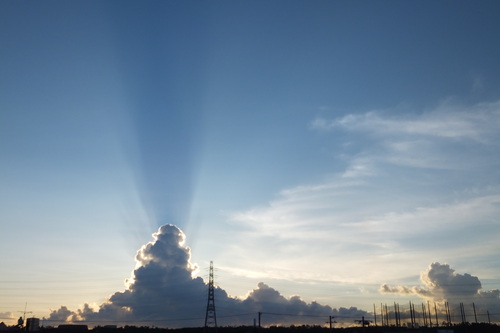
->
[45,225,366,328]
[380,262,500,319]
[46,306,78,323]
[421,262,482,300]
[0,312,14,321]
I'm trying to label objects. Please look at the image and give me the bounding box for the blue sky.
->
[1,0,500,327]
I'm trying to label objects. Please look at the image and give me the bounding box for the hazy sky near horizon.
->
[1,0,500,327]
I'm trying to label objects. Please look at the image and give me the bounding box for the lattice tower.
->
[204,261,217,332]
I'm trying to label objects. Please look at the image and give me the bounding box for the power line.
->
[260,312,330,318]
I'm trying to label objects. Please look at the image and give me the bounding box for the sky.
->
[1,0,500,328]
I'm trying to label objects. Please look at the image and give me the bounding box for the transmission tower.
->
[204,261,217,333]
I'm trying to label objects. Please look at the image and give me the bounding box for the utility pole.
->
[422,303,427,327]
[473,302,478,323]
[413,302,417,327]
[427,301,433,327]
[394,302,399,327]
[460,302,466,324]
[434,302,439,327]
[204,261,217,333]
[326,316,335,330]
[446,301,452,325]
[409,301,415,328]
[380,303,384,326]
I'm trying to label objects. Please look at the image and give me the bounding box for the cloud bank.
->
[45,225,366,328]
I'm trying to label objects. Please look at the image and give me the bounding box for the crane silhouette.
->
[17,303,33,327]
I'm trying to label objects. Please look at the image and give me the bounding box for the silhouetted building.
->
[27,318,40,331]
[58,324,88,332]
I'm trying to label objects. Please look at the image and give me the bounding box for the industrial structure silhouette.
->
[204,261,217,333]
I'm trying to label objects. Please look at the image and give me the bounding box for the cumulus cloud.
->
[46,306,79,323]
[380,262,484,301]
[45,225,366,328]
[380,262,500,320]
[420,263,482,300]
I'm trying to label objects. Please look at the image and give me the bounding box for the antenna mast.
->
[204,261,217,333]
[17,303,32,328]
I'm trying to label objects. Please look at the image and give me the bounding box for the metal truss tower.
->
[204,261,217,332]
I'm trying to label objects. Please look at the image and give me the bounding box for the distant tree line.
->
[6,322,496,333]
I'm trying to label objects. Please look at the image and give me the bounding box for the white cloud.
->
[380,262,500,318]
[226,172,500,283]
[312,100,500,172]
[341,157,376,178]
[221,99,500,290]
[312,100,500,142]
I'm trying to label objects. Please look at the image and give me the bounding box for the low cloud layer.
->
[45,225,366,328]
[380,262,500,318]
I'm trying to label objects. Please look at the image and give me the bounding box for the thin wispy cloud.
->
[227,183,500,282]
[222,100,500,286]
[313,100,500,172]
[311,100,500,142]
